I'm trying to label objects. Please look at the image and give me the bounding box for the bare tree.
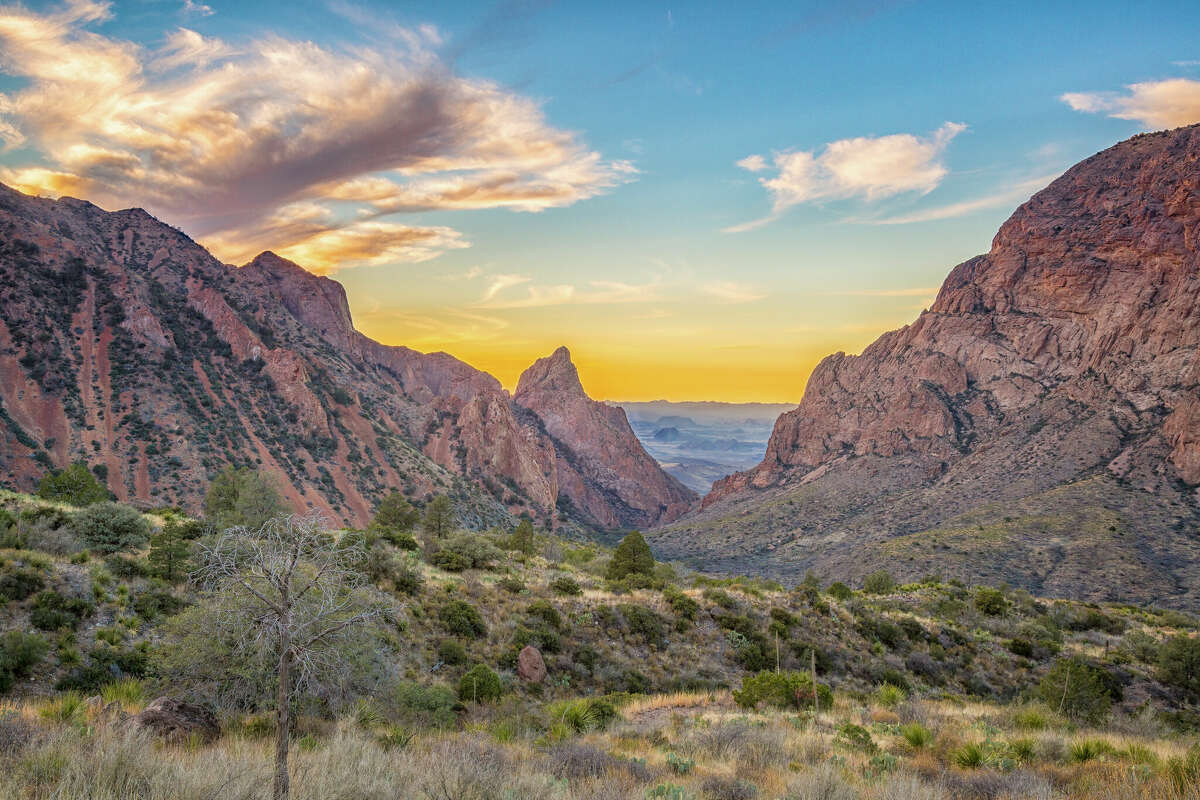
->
[195,513,389,800]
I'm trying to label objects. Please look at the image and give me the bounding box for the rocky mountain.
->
[0,183,694,529]
[654,125,1200,609]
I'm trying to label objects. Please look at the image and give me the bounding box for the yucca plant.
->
[952,742,986,769]
[900,722,933,749]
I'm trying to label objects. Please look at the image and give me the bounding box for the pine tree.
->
[506,518,535,555]
[36,462,108,507]
[421,495,455,540]
[148,520,191,582]
[606,530,655,580]
[371,491,418,533]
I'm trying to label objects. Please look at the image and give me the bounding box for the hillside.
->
[654,126,1200,609]
[0,185,693,530]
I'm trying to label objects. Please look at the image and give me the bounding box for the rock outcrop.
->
[129,697,220,743]
[516,645,547,683]
[0,184,691,529]
[657,125,1200,609]
[515,347,695,529]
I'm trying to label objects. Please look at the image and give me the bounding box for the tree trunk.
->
[274,633,292,800]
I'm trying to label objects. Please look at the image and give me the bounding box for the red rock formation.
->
[514,347,696,528]
[710,124,1200,502]
[0,184,691,529]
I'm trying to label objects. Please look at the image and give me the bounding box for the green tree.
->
[827,581,852,601]
[421,495,455,541]
[862,570,896,595]
[371,491,418,534]
[37,462,108,507]
[458,663,502,703]
[1036,657,1116,723]
[606,530,655,581]
[72,502,151,554]
[148,520,191,582]
[974,586,1009,616]
[1158,635,1200,700]
[505,518,535,555]
[204,466,288,530]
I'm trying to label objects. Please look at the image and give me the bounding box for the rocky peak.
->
[514,346,585,398]
[238,251,356,348]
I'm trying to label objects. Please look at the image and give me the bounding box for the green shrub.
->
[874,682,907,708]
[72,503,150,554]
[393,680,459,728]
[732,670,832,711]
[100,677,145,706]
[974,586,1009,616]
[439,600,486,637]
[0,566,44,602]
[428,548,472,572]
[30,590,92,631]
[131,589,186,620]
[1007,637,1035,658]
[666,751,694,775]
[504,519,535,555]
[392,560,424,596]
[619,603,667,643]
[827,582,852,601]
[1069,738,1116,763]
[0,631,48,690]
[547,697,618,734]
[835,722,876,753]
[952,742,985,768]
[437,639,468,666]
[663,587,699,621]
[497,576,525,594]
[1158,634,1200,700]
[526,599,562,629]
[1007,737,1036,762]
[1035,657,1117,724]
[550,576,582,596]
[104,554,149,579]
[862,570,896,594]
[900,723,932,749]
[458,664,502,703]
[703,588,738,610]
[432,533,502,571]
[37,462,108,507]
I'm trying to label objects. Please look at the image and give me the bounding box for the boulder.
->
[516,645,547,683]
[129,697,220,743]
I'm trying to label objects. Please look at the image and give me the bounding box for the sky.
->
[2,1,1200,402]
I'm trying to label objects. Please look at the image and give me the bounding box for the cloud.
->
[473,273,664,309]
[182,0,214,17]
[860,172,1059,225]
[727,122,965,232]
[1061,78,1200,129]
[0,1,630,271]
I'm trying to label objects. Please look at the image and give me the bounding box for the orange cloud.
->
[0,1,631,271]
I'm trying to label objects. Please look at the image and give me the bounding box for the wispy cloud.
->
[474,274,664,309]
[858,173,1059,225]
[699,280,764,303]
[1061,78,1200,129]
[828,287,940,297]
[0,1,631,272]
[182,0,214,17]
[726,122,965,232]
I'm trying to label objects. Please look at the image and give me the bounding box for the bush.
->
[974,586,1009,616]
[440,600,487,637]
[37,462,108,506]
[952,742,985,768]
[526,599,562,629]
[393,560,424,595]
[1069,739,1116,763]
[428,548,472,572]
[606,530,655,581]
[664,587,699,621]
[72,503,150,554]
[393,680,459,728]
[0,566,44,602]
[549,575,581,596]
[835,722,876,752]
[497,576,525,594]
[701,776,759,800]
[0,631,48,690]
[1158,634,1200,699]
[432,533,502,571]
[874,682,907,708]
[130,589,186,620]
[900,723,933,749]
[827,581,852,601]
[733,670,832,711]
[619,603,667,643]
[437,639,469,665]
[862,570,896,594]
[1007,637,1035,658]
[458,664,502,703]
[104,553,149,578]
[547,697,618,734]
[30,590,92,631]
[1036,657,1115,723]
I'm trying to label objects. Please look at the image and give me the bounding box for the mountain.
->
[654,125,1200,609]
[0,184,692,529]
[512,347,695,529]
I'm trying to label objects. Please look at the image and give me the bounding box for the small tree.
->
[606,530,655,581]
[974,586,1009,616]
[421,495,454,541]
[371,491,418,535]
[148,520,191,582]
[506,518,535,555]
[862,570,896,595]
[72,502,151,554]
[1036,657,1115,723]
[203,466,289,530]
[194,514,389,800]
[1159,635,1200,700]
[37,462,108,507]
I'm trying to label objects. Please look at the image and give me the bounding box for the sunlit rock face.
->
[659,126,1200,609]
[0,184,692,529]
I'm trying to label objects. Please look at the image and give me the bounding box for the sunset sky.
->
[3,1,1200,401]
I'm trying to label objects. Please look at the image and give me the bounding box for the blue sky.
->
[2,0,1198,399]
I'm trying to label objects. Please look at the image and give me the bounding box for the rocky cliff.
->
[514,347,695,528]
[656,125,1200,608]
[0,184,693,528]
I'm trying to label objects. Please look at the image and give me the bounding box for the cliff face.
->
[514,347,696,529]
[659,126,1200,608]
[0,184,690,529]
